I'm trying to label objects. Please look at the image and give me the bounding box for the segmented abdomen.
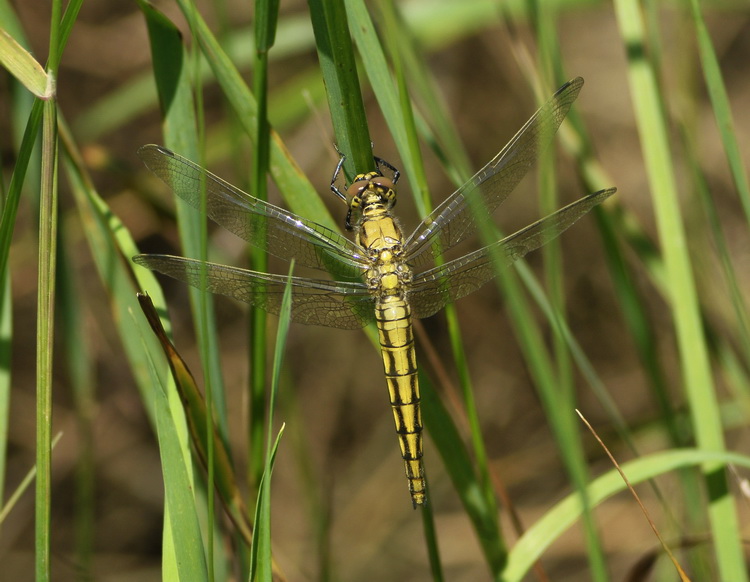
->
[375,296,425,507]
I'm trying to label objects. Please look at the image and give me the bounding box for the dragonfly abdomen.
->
[375,296,426,507]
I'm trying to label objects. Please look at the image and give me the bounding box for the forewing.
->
[404,77,584,268]
[133,254,375,329]
[138,145,366,278]
[408,187,615,319]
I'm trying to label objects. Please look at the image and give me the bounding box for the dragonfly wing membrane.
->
[409,187,615,319]
[404,77,584,268]
[134,254,375,329]
[138,145,367,279]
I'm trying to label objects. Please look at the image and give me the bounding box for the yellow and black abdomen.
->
[375,295,425,507]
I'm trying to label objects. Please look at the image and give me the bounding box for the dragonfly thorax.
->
[357,204,404,254]
[365,250,412,297]
[357,208,412,298]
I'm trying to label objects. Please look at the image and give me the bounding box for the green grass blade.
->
[45,9,94,572]
[61,124,215,578]
[420,376,504,573]
[344,0,418,189]
[36,90,59,582]
[57,0,83,59]
[563,86,684,448]
[0,98,43,295]
[0,433,62,525]
[681,127,750,398]
[139,331,209,582]
[309,0,373,174]
[613,1,747,579]
[533,8,608,578]
[0,88,4,518]
[172,0,337,229]
[489,239,598,574]
[418,486,444,582]
[255,0,280,51]
[687,0,750,229]
[247,0,280,502]
[248,425,285,582]
[0,0,24,41]
[681,2,750,379]
[466,88,609,581]
[137,294,254,546]
[376,1,473,184]
[0,26,50,99]
[140,5,229,576]
[139,0,230,430]
[503,448,750,581]
[0,270,9,511]
[249,265,292,582]
[376,0,435,217]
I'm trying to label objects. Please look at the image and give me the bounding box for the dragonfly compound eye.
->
[371,176,396,203]
[347,180,369,199]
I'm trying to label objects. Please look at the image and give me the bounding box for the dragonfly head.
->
[344,171,397,230]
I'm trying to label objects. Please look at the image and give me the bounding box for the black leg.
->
[374,156,400,184]
[330,149,347,202]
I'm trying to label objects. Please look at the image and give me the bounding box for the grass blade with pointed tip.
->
[249,264,293,582]
[138,325,209,582]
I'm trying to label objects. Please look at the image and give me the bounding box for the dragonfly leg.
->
[330,148,348,203]
[374,156,400,185]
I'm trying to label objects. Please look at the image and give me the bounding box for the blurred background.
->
[2,0,749,580]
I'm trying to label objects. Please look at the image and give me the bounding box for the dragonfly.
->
[134,76,615,508]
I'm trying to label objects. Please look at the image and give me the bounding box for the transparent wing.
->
[404,77,584,267]
[138,145,367,278]
[408,188,615,319]
[133,254,375,330]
